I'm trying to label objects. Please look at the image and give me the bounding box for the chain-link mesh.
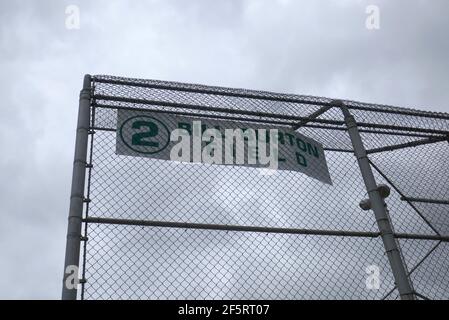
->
[77,75,449,300]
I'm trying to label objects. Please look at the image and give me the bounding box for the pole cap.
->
[359,199,371,211]
[378,184,391,199]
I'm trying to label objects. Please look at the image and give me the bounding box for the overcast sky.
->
[0,0,448,299]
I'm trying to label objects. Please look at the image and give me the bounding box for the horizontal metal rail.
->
[323,148,354,153]
[367,136,448,154]
[355,129,439,138]
[93,76,449,121]
[93,95,449,136]
[93,95,344,126]
[84,217,449,242]
[401,197,449,205]
[94,103,444,139]
[95,103,298,127]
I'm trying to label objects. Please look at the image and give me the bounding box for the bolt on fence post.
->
[334,100,416,300]
[62,74,92,300]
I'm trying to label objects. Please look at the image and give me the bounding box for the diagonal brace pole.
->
[292,105,332,130]
[334,100,416,300]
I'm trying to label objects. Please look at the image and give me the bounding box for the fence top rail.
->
[92,74,449,121]
[92,101,449,137]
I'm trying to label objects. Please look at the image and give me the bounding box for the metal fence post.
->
[62,74,92,300]
[336,100,416,300]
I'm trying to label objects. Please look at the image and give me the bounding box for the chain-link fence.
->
[64,74,449,300]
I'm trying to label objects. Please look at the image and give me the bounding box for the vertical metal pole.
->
[62,74,91,300]
[336,100,416,300]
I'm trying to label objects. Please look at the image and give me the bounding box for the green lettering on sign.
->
[131,121,159,147]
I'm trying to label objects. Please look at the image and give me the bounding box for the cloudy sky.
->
[0,0,448,299]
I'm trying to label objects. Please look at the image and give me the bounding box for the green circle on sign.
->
[119,115,170,154]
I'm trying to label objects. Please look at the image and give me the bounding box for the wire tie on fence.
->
[88,129,96,135]
[80,236,88,241]
[83,198,91,203]
[85,163,93,169]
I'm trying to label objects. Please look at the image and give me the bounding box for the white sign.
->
[116,110,332,184]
